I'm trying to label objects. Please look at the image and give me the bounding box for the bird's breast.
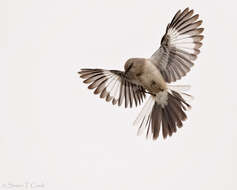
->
[137,60,167,93]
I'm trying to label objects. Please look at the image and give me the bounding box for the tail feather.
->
[134,96,154,135]
[134,88,191,140]
[151,104,162,139]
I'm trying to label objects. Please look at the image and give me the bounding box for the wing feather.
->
[151,8,204,83]
[78,69,146,108]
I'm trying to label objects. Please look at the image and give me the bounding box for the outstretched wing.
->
[78,69,146,108]
[151,8,204,83]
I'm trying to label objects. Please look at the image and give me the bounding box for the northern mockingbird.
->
[78,8,204,140]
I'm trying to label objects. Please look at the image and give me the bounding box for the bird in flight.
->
[78,8,204,140]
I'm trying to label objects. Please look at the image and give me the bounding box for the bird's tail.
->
[133,85,192,140]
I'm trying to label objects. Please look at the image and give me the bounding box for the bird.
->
[78,8,204,140]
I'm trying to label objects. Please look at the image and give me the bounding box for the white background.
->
[1,0,236,189]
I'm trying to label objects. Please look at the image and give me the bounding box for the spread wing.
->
[78,69,146,108]
[151,8,204,83]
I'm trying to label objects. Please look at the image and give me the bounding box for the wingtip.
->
[184,7,189,11]
[78,68,87,75]
[199,28,204,33]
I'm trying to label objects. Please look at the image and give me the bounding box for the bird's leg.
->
[135,88,155,96]
[144,90,156,96]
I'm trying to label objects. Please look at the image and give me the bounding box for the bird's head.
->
[124,58,145,77]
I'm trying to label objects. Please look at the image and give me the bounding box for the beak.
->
[124,63,133,76]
